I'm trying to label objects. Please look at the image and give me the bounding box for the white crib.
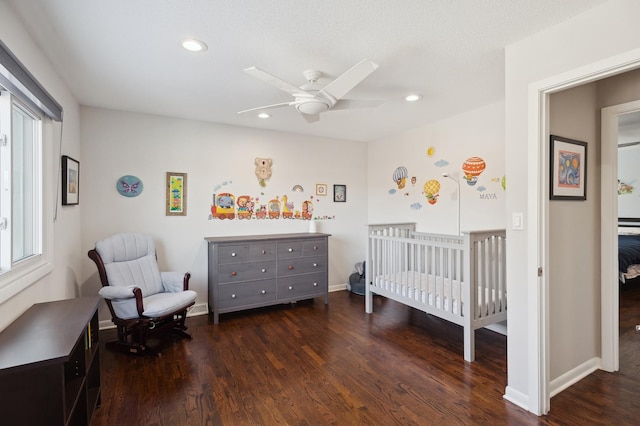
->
[365,223,507,362]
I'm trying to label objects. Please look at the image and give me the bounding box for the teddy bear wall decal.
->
[255,157,272,187]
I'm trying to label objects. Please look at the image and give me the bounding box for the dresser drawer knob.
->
[262,250,266,254]
[261,290,266,294]
[288,248,293,252]
[313,246,317,250]
[261,268,266,273]
[231,294,236,299]
[231,252,237,257]
[313,282,318,287]
[288,286,293,290]
[313,263,318,267]
[231,271,237,276]
[288,265,294,270]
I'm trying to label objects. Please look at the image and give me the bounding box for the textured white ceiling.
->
[7,0,608,141]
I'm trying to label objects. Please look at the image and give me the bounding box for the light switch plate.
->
[512,212,524,230]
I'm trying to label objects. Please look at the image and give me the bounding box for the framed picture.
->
[550,135,587,201]
[333,184,346,202]
[166,172,187,216]
[316,183,327,196]
[61,155,79,205]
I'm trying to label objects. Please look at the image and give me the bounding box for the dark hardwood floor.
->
[91,286,640,425]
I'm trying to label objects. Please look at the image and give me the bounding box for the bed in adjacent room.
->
[618,225,640,283]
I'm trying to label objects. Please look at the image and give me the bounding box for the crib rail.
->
[469,230,507,322]
[367,228,506,322]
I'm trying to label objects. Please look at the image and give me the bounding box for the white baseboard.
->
[330,283,348,292]
[549,357,600,397]
[503,385,529,411]
[189,302,209,317]
[99,319,115,330]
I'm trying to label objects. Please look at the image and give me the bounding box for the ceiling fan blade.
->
[302,113,320,123]
[244,67,313,98]
[319,59,379,101]
[332,99,385,111]
[237,102,292,115]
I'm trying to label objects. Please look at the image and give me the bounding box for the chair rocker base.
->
[107,310,193,356]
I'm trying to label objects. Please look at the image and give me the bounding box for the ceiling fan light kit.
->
[239,58,380,123]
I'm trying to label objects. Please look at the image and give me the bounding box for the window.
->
[0,89,52,302]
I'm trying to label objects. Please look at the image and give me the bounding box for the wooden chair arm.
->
[183,272,191,291]
[133,287,145,317]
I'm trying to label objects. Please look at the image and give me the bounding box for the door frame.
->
[527,48,640,415]
[601,99,640,372]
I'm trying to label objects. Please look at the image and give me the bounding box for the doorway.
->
[601,100,640,372]
[528,54,640,415]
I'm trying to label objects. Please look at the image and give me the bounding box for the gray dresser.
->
[206,233,330,323]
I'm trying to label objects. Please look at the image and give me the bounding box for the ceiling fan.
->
[238,58,381,123]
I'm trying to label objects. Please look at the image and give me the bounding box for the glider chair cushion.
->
[88,233,197,355]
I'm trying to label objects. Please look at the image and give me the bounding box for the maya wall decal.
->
[117,175,143,197]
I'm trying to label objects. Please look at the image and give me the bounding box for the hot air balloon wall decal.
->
[423,179,441,205]
[461,157,486,186]
[393,166,408,189]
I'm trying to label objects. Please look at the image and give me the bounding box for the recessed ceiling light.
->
[182,39,208,52]
[405,94,422,102]
[258,113,270,119]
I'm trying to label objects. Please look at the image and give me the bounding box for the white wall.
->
[79,107,369,318]
[505,0,640,414]
[0,1,82,331]
[367,101,506,233]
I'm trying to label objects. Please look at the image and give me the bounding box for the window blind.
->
[0,39,62,121]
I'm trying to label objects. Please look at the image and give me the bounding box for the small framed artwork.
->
[550,135,587,201]
[61,155,79,205]
[166,172,187,216]
[333,184,346,202]
[316,183,327,196]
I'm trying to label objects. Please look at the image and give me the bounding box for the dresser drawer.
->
[218,244,249,264]
[278,273,327,300]
[218,260,276,284]
[302,239,327,256]
[277,240,304,259]
[277,255,325,276]
[249,243,276,261]
[218,279,277,309]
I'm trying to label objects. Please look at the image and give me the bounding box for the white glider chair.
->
[88,233,197,355]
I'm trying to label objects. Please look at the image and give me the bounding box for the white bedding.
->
[373,271,505,316]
